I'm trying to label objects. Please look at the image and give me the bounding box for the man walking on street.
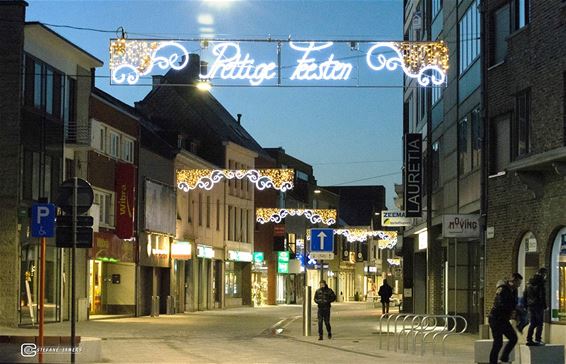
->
[489,273,523,364]
[378,279,393,314]
[524,267,547,346]
[314,280,336,340]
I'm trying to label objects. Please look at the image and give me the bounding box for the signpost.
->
[310,228,334,282]
[55,178,94,363]
[31,202,56,364]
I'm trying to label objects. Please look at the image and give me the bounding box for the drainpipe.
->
[479,0,489,334]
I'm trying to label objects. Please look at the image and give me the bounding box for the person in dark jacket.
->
[524,267,547,346]
[314,280,336,340]
[378,279,393,314]
[489,272,523,364]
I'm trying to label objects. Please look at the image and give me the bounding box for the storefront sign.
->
[228,250,253,262]
[278,251,290,274]
[197,245,214,259]
[418,230,428,250]
[404,133,422,217]
[442,214,480,238]
[140,234,170,267]
[115,162,135,239]
[364,266,378,273]
[387,258,401,266]
[381,210,413,227]
[90,231,134,263]
[171,241,192,260]
[253,252,264,263]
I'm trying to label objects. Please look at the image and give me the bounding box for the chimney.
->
[152,75,163,90]
[236,114,242,125]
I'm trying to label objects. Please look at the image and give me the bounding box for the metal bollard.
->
[303,286,312,336]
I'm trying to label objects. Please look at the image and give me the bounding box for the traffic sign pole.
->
[39,236,46,364]
[71,177,77,363]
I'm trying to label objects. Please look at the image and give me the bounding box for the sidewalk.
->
[281,302,477,364]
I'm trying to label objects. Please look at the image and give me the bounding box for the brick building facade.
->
[485,0,566,343]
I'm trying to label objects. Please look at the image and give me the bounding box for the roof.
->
[24,22,103,67]
[92,87,138,118]
[136,56,269,164]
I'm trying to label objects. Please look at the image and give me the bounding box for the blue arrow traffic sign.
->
[310,228,334,252]
[31,203,56,238]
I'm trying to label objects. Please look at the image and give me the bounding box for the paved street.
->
[0,302,480,363]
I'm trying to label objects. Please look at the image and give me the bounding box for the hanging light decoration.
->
[256,208,336,226]
[177,169,294,192]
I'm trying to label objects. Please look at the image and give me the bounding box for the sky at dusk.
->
[26,0,404,209]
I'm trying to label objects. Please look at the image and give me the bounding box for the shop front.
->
[225,249,252,307]
[19,237,62,325]
[138,232,171,316]
[251,252,268,306]
[171,241,191,313]
[88,231,135,317]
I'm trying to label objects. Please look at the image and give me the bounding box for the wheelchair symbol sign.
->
[31,204,55,238]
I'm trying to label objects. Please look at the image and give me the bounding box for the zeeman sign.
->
[109,39,449,87]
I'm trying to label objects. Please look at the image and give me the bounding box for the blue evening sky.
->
[27,0,404,209]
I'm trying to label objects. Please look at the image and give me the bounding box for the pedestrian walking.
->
[378,279,393,314]
[524,267,547,346]
[314,280,336,340]
[488,272,523,364]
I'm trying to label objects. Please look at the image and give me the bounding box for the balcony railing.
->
[65,119,91,148]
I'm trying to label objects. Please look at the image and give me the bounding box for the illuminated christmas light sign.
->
[176,169,294,192]
[109,39,448,87]
[256,208,337,226]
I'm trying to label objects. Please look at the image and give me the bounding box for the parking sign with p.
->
[31,203,56,238]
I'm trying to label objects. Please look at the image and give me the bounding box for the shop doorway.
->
[517,232,540,297]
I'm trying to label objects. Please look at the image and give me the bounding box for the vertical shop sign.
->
[404,133,422,217]
[115,163,135,239]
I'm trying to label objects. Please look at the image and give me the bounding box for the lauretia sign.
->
[109,39,449,87]
[442,214,480,238]
[404,134,422,217]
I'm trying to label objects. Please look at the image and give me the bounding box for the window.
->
[459,117,469,175]
[471,107,482,170]
[513,89,531,158]
[187,191,192,223]
[94,189,114,226]
[198,193,203,226]
[64,77,76,123]
[224,261,242,298]
[492,4,510,65]
[122,137,134,163]
[25,56,64,119]
[459,106,482,176]
[459,0,480,75]
[108,131,120,158]
[228,206,233,240]
[432,0,442,20]
[491,114,511,173]
[206,196,211,228]
[216,199,221,231]
[512,0,529,30]
[432,85,443,105]
[432,140,440,190]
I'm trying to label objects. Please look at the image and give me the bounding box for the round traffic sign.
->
[55,178,95,215]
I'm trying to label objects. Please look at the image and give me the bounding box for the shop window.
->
[224,261,242,298]
[551,228,566,322]
[517,231,539,297]
[459,106,482,176]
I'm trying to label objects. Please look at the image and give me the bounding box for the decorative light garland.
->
[177,169,294,192]
[109,39,448,87]
[387,258,401,266]
[306,228,398,248]
[256,208,336,226]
